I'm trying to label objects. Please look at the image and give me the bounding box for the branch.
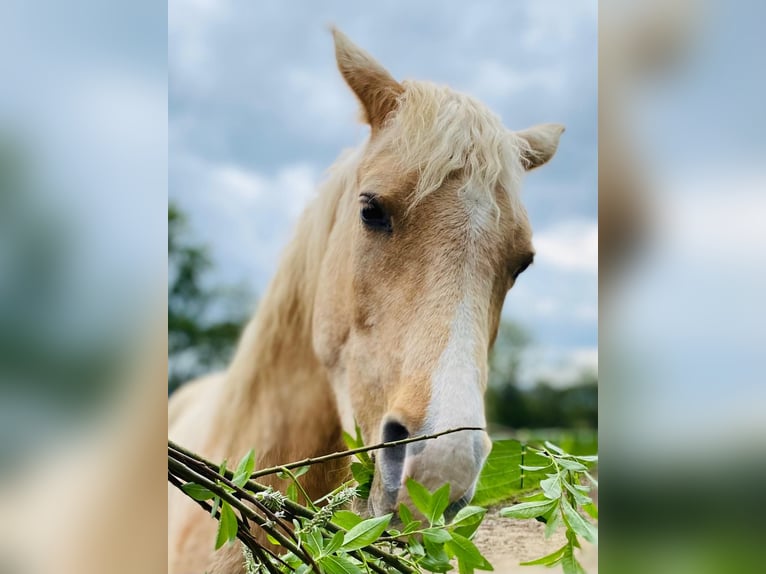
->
[169,442,415,573]
[169,457,318,569]
[249,426,485,479]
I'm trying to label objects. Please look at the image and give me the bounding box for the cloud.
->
[171,155,320,287]
[534,220,598,273]
[467,60,565,102]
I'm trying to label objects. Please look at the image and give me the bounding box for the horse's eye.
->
[512,255,534,279]
[360,195,392,232]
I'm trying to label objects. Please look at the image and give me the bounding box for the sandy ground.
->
[473,506,597,574]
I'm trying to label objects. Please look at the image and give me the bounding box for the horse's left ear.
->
[331,27,404,132]
[515,123,566,170]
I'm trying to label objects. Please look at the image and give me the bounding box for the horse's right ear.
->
[331,27,403,132]
[515,123,566,171]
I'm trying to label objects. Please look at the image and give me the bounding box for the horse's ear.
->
[515,123,566,170]
[331,27,403,132]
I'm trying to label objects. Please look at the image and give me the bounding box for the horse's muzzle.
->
[370,421,491,518]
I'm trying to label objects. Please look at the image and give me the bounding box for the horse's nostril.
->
[382,420,410,443]
[378,419,410,500]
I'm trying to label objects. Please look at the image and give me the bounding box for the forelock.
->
[382,81,530,220]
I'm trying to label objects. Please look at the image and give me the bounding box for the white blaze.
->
[402,192,494,495]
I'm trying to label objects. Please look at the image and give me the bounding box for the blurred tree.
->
[168,202,252,394]
[486,320,598,430]
[486,321,533,427]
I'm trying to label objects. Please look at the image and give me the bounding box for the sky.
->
[169,0,598,388]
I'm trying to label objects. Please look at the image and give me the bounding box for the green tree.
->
[486,321,533,428]
[486,320,598,430]
[168,202,252,394]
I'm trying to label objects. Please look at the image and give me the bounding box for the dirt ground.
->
[473,506,597,574]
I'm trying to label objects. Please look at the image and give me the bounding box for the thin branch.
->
[169,472,289,573]
[169,458,318,570]
[244,531,283,574]
[168,445,298,542]
[169,442,418,573]
[249,426,485,478]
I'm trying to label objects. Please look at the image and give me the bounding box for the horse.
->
[168,27,564,574]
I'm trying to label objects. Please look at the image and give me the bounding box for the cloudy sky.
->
[169,0,598,387]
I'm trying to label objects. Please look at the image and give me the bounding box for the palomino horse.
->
[168,28,563,574]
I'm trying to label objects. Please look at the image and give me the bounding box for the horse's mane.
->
[382,80,529,219]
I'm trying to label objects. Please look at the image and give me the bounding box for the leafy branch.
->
[499,441,598,574]
[168,429,492,574]
[169,434,597,574]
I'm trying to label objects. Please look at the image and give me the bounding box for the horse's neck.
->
[207,180,348,496]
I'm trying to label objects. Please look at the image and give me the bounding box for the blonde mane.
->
[381,81,530,219]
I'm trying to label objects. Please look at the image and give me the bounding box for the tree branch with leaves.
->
[168,430,597,574]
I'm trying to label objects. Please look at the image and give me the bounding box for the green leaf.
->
[332,510,362,530]
[573,455,598,463]
[560,543,586,574]
[499,499,558,520]
[471,440,523,507]
[561,499,598,545]
[423,528,452,544]
[540,475,562,500]
[429,483,451,525]
[323,530,345,556]
[419,555,453,573]
[266,533,280,546]
[350,462,373,499]
[398,502,415,526]
[286,482,299,503]
[584,472,598,487]
[544,503,563,538]
[181,483,215,501]
[519,465,551,472]
[405,478,433,517]
[450,506,486,539]
[446,532,493,570]
[342,430,360,450]
[520,544,567,566]
[544,441,566,455]
[422,534,450,566]
[562,479,593,506]
[232,449,255,487]
[408,538,425,557]
[215,501,238,549]
[341,514,392,551]
[292,465,310,478]
[342,423,373,466]
[556,458,588,472]
[319,555,364,574]
[302,529,323,554]
[583,502,599,520]
[450,505,485,529]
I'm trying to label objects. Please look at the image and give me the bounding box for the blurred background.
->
[600,1,766,573]
[0,1,167,573]
[168,0,598,448]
